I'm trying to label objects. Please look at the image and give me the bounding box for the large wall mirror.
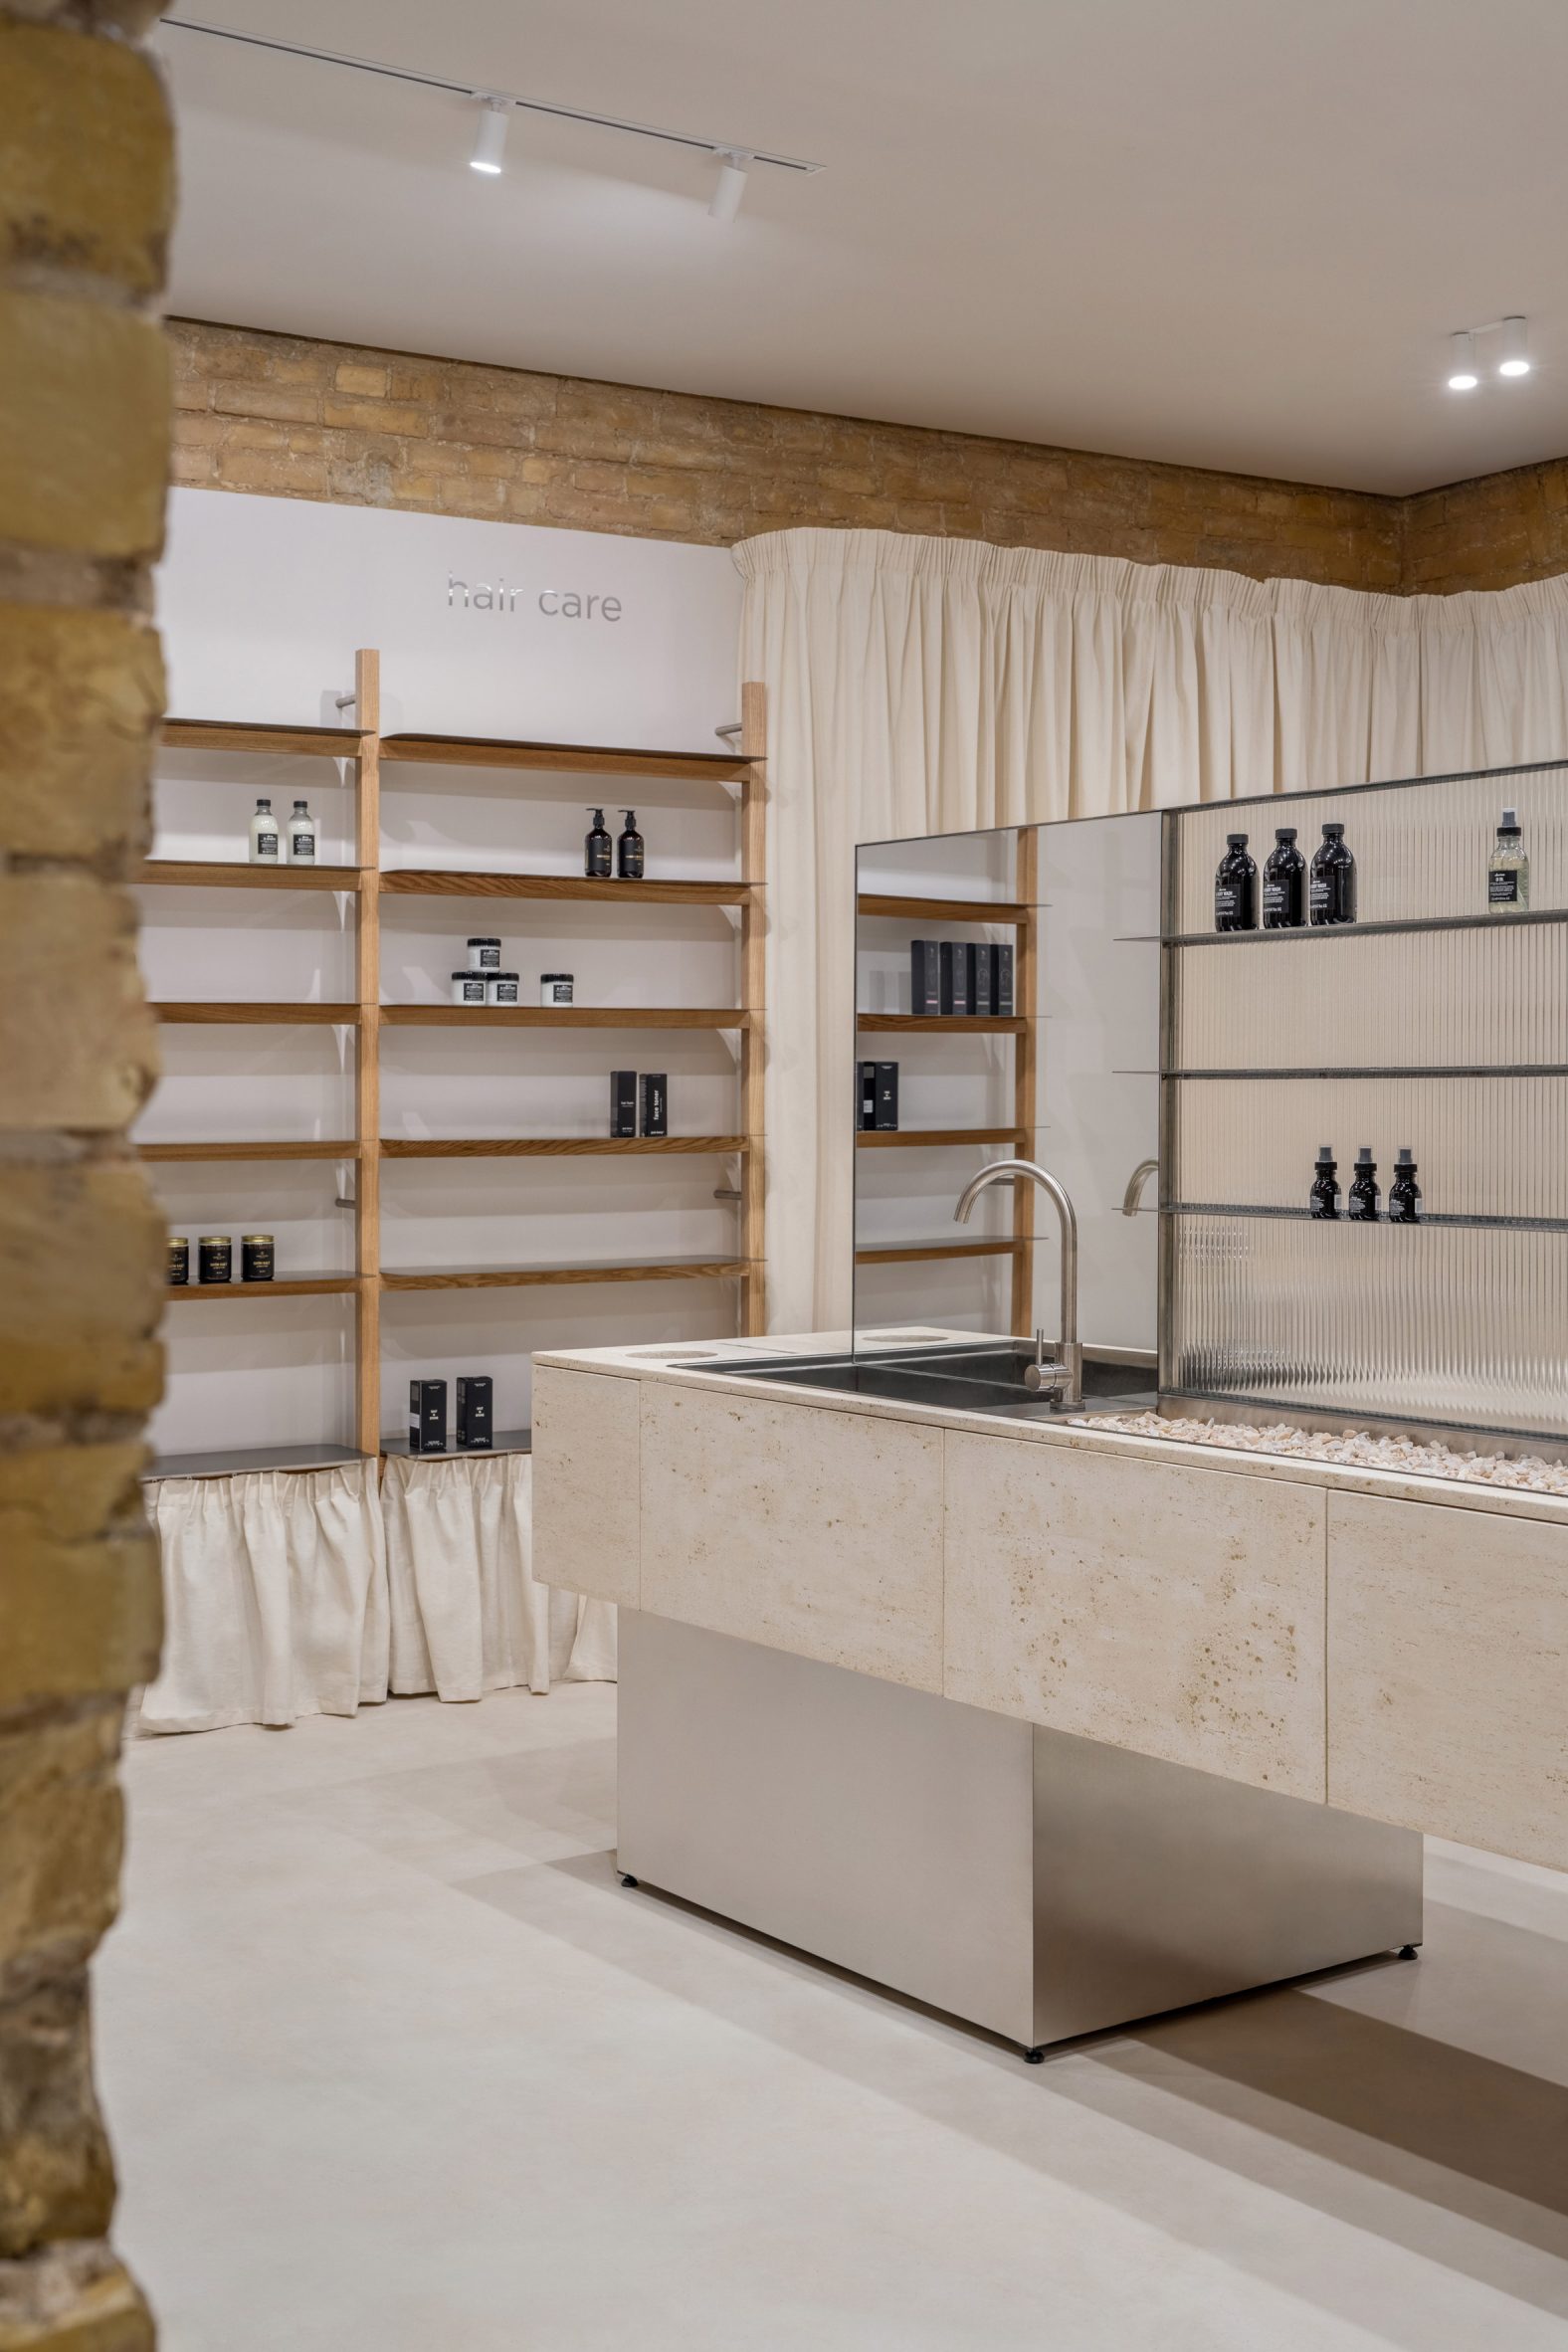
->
[852,757,1568,1449]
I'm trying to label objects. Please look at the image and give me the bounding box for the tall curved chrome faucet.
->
[953,1158,1082,1407]
[1122,1158,1159,1217]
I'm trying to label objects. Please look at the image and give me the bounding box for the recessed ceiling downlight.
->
[470,97,508,175]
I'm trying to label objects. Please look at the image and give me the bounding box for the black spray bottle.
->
[1309,1146,1340,1219]
[617,809,645,881]
[1309,822,1356,925]
[1387,1148,1422,1223]
[584,808,613,880]
[1263,827,1306,928]
[1214,833,1257,931]
[1347,1147,1380,1221]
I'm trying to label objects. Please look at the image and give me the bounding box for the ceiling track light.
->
[1447,329,1478,392]
[470,96,509,175]
[162,19,824,203]
[1447,315,1532,391]
[708,150,750,223]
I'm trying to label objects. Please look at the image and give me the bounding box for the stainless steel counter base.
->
[617,1611,1424,2054]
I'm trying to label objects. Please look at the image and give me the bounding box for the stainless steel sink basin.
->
[720,1340,1158,1422]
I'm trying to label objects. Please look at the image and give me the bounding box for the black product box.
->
[938,939,970,1017]
[874,1061,898,1130]
[857,1061,878,1132]
[409,1377,448,1456]
[995,942,1015,1015]
[456,1374,493,1451]
[639,1073,668,1138]
[964,941,997,1017]
[610,1069,638,1138]
[909,939,941,1017]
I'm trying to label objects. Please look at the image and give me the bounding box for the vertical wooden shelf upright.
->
[739,681,768,1335]
[352,649,382,1455]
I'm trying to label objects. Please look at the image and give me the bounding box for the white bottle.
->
[249,797,280,865]
[288,798,317,866]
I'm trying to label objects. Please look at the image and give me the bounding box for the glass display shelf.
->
[1161,904,1568,949]
[141,1442,370,1483]
[380,1428,532,1460]
[1169,1201,1568,1235]
[1165,1063,1568,1081]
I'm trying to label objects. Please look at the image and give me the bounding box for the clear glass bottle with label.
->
[1487,809,1529,911]
[249,798,280,865]
[288,799,316,865]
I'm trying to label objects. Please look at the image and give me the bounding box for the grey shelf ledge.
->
[1170,1201,1568,1234]
[143,1441,371,1483]
[1164,905,1568,948]
[380,1427,532,1460]
[1166,1064,1568,1081]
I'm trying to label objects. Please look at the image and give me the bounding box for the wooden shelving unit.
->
[141,654,768,1471]
[854,829,1040,1334]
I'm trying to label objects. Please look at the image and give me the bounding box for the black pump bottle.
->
[1214,833,1257,931]
[1347,1146,1380,1221]
[1388,1148,1422,1224]
[1309,1145,1340,1219]
[1263,827,1306,928]
[1309,822,1357,926]
[617,809,645,881]
[584,808,612,880]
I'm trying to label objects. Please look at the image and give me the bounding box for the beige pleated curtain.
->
[734,527,1568,1332]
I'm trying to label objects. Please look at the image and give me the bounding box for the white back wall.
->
[159,489,741,744]
[145,492,745,1457]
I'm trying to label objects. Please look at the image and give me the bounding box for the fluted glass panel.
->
[1170,1076,1568,1223]
[1173,919,1568,1073]
[1168,1214,1568,1438]
[1172,762,1568,934]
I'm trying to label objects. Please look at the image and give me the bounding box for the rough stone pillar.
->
[0,2,172,2343]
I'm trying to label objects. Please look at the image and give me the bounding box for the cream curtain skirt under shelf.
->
[137,1453,615,1734]
[734,528,1568,1331]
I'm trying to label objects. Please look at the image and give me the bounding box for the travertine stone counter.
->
[531,1337,1568,1871]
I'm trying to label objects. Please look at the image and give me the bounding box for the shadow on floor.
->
[465,1852,1568,2336]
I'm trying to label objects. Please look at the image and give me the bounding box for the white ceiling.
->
[158,0,1568,496]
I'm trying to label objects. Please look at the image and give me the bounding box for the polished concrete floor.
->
[98,1686,1568,2351]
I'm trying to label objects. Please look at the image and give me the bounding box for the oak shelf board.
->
[380,870,754,907]
[381,1003,752,1031]
[380,1428,532,1460]
[142,1440,371,1483]
[858,893,1031,924]
[151,1002,361,1026]
[381,1134,748,1158]
[855,1237,1024,1266]
[160,718,367,758]
[165,1275,362,1301]
[380,731,750,784]
[139,1139,361,1163]
[380,1257,751,1291]
[856,1013,1028,1036]
[137,860,363,891]
[856,1125,1027,1150]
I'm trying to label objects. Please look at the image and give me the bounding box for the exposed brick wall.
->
[169,319,1407,593]
[0,4,169,2345]
[1403,456,1568,596]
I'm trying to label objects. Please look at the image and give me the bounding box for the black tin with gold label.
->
[167,1235,189,1286]
[198,1235,231,1283]
[241,1234,275,1282]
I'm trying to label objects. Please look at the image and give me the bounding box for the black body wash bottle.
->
[585,808,612,880]
[617,809,645,881]
[1263,827,1306,928]
[1309,822,1356,926]
[1214,833,1257,931]
[1347,1146,1380,1220]
[1387,1148,1422,1223]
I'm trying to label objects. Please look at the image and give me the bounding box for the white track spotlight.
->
[1498,315,1531,377]
[471,97,509,175]
[1447,330,1478,391]
[708,149,749,222]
